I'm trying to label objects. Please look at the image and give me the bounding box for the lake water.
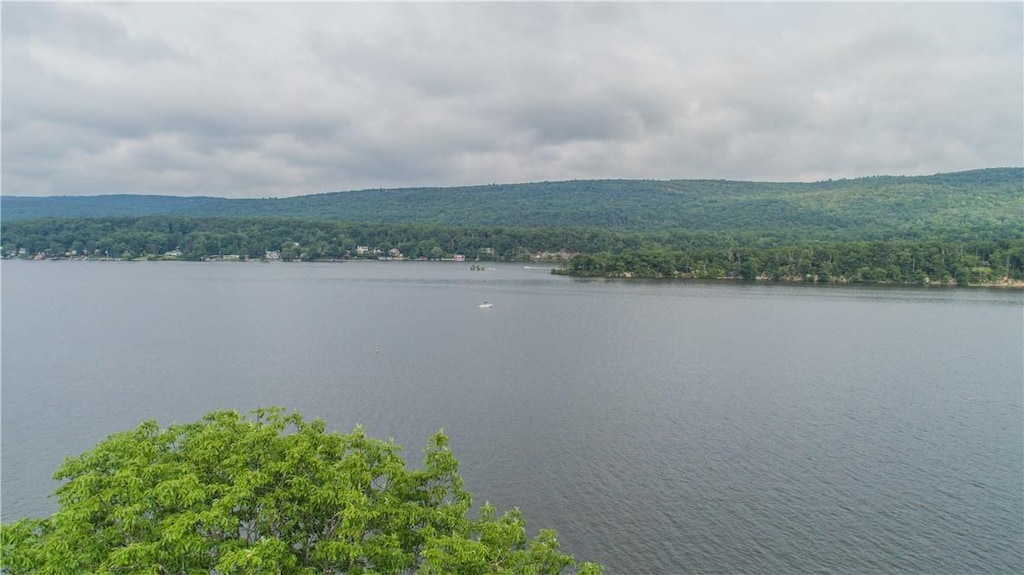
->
[2,260,1022,573]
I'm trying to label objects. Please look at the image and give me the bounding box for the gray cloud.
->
[2,2,1021,197]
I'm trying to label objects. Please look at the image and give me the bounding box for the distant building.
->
[454,254,466,262]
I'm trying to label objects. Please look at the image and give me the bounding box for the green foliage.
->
[2,168,1019,286]
[3,168,1021,240]
[559,240,1024,284]
[0,408,600,575]
[0,216,739,262]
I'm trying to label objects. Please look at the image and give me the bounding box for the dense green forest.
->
[558,241,1024,286]
[4,168,1021,241]
[3,216,1022,285]
[1,217,646,261]
[2,168,1021,285]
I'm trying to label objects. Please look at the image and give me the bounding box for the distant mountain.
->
[3,168,1021,239]
[1,194,225,220]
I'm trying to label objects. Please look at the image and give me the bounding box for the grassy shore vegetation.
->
[0,408,602,575]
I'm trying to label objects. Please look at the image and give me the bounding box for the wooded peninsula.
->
[2,168,1021,286]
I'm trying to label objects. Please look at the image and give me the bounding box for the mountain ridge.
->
[2,168,1021,241]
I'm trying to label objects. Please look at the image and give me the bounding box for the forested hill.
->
[0,194,223,221]
[3,168,1021,241]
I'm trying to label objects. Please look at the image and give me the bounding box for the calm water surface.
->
[2,261,1022,573]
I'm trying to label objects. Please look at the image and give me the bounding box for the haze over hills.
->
[3,168,1021,241]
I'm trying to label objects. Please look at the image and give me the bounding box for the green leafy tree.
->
[1,408,600,575]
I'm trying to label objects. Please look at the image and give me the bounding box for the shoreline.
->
[552,268,1024,289]
[5,257,1021,289]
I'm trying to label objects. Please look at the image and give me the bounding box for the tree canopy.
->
[3,167,1019,286]
[558,239,1024,285]
[3,168,1021,240]
[0,408,601,575]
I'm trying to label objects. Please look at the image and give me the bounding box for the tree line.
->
[0,216,809,262]
[3,216,1021,285]
[558,240,1024,286]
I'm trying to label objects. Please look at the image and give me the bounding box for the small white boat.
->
[478,302,493,309]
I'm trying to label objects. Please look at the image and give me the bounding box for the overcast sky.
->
[3,2,1022,198]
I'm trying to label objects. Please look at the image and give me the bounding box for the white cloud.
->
[3,2,1021,197]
